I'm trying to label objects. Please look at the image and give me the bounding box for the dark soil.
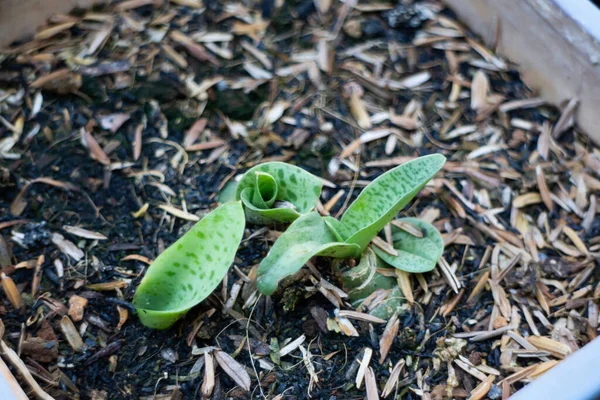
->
[0,0,598,399]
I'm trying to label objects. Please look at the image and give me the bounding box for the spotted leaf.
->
[373,217,444,273]
[235,162,322,224]
[133,202,245,329]
[339,154,445,251]
[256,212,361,295]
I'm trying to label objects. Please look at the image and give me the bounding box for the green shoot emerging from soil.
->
[134,155,445,328]
[133,202,245,329]
[256,154,446,296]
[235,162,322,224]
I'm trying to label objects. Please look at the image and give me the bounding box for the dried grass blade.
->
[63,226,107,240]
[379,313,399,364]
[158,204,199,221]
[382,359,405,397]
[201,352,215,397]
[214,350,250,391]
[395,270,413,304]
[355,347,373,388]
[536,166,553,212]
[364,367,379,400]
[80,128,110,165]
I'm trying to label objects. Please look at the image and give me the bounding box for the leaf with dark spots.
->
[339,154,446,251]
[373,218,444,273]
[256,212,361,295]
[133,202,245,329]
[235,162,322,224]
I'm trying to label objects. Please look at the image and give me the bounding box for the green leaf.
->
[235,162,322,224]
[342,247,396,300]
[339,154,446,250]
[218,181,238,204]
[339,248,406,319]
[323,216,345,242]
[256,212,361,295]
[133,202,245,329]
[373,217,444,273]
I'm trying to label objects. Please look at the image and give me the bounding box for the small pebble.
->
[488,384,502,400]
[160,348,178,363]
[384,4,429,30]
[343,19,362,39]
[362,19,385,38]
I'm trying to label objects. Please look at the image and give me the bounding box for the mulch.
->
[0,0,598,399]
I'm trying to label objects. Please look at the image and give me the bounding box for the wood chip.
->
[1,273,21,310]
[278,334,305,357]
[469,375,494,400]
[201,352,215,398]
[68,295,88,322]
[337,310,385,324]
[513,193,542,208]
[80,128,110,165]
[470,70,489,111]
[526,336,572,359]
[372,236,398,256]
[0,341,53,400]
[59,316,85,352]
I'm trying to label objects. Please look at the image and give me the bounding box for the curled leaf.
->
[257,212,360,295]
[133,202,245,329]
[342,247,395,302]
[340,248,405,319]
[339,154,446,251]
[236,162,322,224]
[373,217,444,273]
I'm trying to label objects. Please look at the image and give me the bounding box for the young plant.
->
[134,155,446,329]
[256,154,446,296]
[133,202,245,329]
[235,162,322,224]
